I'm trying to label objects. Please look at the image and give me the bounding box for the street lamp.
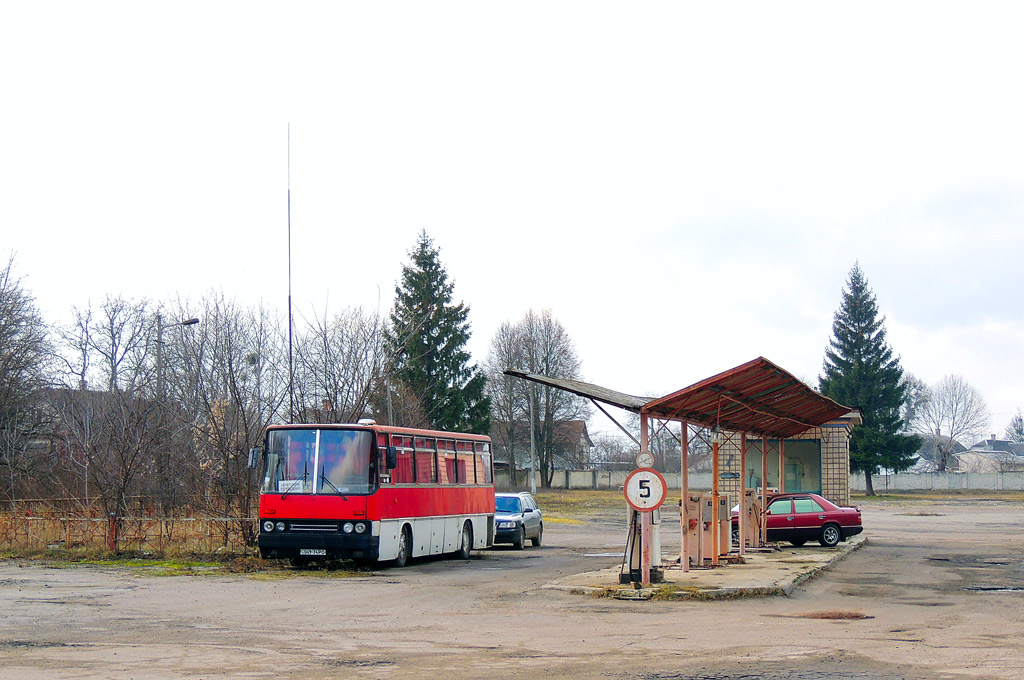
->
[156,314,200,400]
[154,313,199,517]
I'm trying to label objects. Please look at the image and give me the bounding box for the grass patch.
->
[649,585,716,601]
[2,550,372,578]
[586,585,623,598]
[532,490,626,520]
[544,517,585,525]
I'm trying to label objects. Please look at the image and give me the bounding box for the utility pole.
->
[529,385,537,495]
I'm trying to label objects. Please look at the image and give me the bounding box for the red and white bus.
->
[255,420,495,566]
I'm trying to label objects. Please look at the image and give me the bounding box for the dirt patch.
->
[784,609,874,620]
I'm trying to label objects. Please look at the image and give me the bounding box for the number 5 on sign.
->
[624,468,667,512]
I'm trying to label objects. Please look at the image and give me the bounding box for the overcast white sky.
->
[3,3,1023,439]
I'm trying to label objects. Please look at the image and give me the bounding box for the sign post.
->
[623,467,667,586]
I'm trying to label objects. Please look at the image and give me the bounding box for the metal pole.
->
[529,386,537,495]
[680,420,689,572]
[779,438,786,494]
[739,432,746,557]
[155,312,165,515]
[287,124,295,424]
[711,432,720,566]
[640,413,651,586]
[761,435,769,546]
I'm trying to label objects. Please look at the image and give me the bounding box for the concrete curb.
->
[543,535,869,601]
[780,535,868,596]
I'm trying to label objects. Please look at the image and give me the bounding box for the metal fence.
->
[0,511,257,554]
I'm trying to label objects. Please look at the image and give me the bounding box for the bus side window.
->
[414,437,437,484]
[438,441,456,484]
[454,440,473,483]
[376,433,391,484]
[456,441,473,484]
[476,442,493,485]
[392,435,415,484]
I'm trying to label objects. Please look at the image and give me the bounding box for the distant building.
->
[912,431,967,470]
[490,420,594,472]
[954,434,1024,473]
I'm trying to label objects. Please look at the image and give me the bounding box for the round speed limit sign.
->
[623,467,668,512]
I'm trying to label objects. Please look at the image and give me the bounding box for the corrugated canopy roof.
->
[505,356,853,439]
[503,371,653,411]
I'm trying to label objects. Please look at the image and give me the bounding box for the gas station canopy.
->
[505,356,852,439]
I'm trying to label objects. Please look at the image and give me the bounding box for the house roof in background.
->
[965,437,1024,456]
[491,419,593,448]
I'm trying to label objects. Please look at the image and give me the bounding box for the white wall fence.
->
[851,471,1024,492]
[497,470,713,491]
[498,470,1024,492]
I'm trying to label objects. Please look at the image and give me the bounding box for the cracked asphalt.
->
[1,496,1022,679]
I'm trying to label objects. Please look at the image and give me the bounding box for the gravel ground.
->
[1,496,1022,680]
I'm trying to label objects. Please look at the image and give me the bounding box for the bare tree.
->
[623,414,682,472]
[900,372,930,434]
[293,306,389,423]
[590,433,634,470]
[176,295,288,544]
[686,427,714,472]
[914,374,990,472]
[49,296,159,526]
[50,386,163,530]
[59,306,92,391]
[90,295,152,393]
[516,310,591,487]
[1005,409,1024,443]
[0,255,53,505]
[484,321,528,486]
[370,379,428,429]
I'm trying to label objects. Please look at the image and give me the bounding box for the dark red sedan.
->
[733,492,862,547]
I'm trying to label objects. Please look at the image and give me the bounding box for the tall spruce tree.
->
[819,263,920,495]
[387,231,490,433]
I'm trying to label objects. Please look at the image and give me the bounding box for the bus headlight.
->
[262,520,275,533]
[354,522,367,534]
[276,522,285,532]
[342,522,354,534]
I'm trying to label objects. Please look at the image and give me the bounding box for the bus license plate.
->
[299,548,326,556]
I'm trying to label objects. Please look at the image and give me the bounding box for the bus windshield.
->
[262,428,374,495]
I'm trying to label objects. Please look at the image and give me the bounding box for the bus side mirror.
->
[386,446,398,470]
[247,447,262,470]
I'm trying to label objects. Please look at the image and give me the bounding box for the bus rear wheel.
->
[394,526,412,568]
[457,522,473,560]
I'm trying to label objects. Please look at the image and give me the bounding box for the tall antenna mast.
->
[287,124,295,423]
